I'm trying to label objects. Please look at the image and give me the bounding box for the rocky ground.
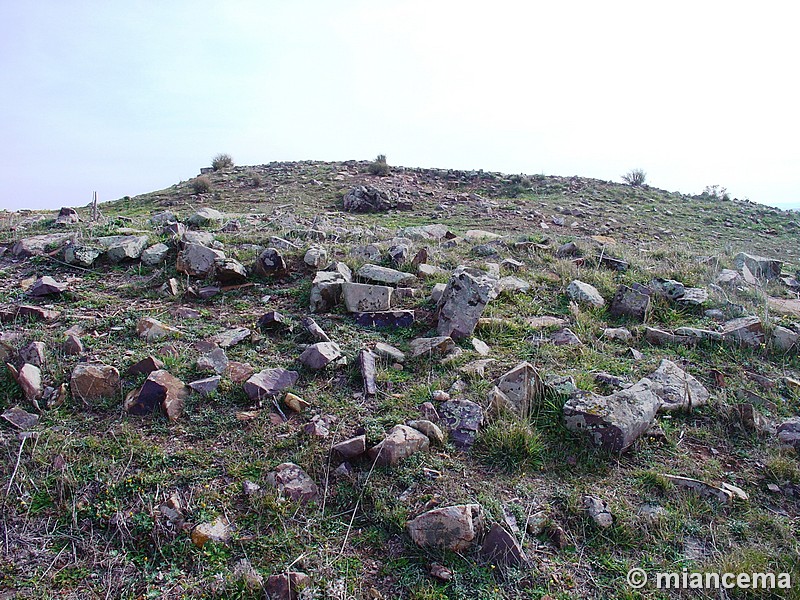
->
[0,160,799,599]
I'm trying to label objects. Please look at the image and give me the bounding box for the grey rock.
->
[359,349,377,397]
[197,348,229,375]
[71,363,120,401]
[269,236,300,250]
[583,496,614,528]
[2,406,39,430]
[649,359,710,412]
[357,264,416,286]
[208,327,250,348]
[430,282,447,303]
[15,363,43,402]
[29,276,67,296]
[136,317,180,341]
[772,326,799,351]
[189,376,221,397]
[777,417,800,450]
[149,211,177,226]
[176,243,225,278]
[373,341,405,363]
[721,316,764,347]
[409,336,455,358]
[733,252,782,280]
[267,462,319,502]
[494,362,543,416]
[254,248,287,277]
[55,207,79,225]
[603,327,632,342]
[214,258,248,284]
[303,246,327,268]
[299,342,342,370]
[399,224,453,240]
[243,368,299,400]
[407,419,445,444]
[498,276,531,294]
[481,523,527,566]
[97,235,149,262]
[610,285,650,320]
[342,282,392,312]
[349,244,382,262]
[407,504,484,551]
[437,267,499,339]
[186,207,224,227]
[550,327,582,346]
[343,185,401,212]
[309,271,348,313]
[567,280,605,308]
[140,243,170,266]
[439,399,484,448]
[12,233,74,257]
[64,244,101,267]
[368,424,430,466]
[19,342,46,367]
[300,316,330,342]
[333,435,367,459]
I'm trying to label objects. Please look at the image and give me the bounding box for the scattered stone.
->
[481,524,527,567]
[209,327,251,348]
[19,342,46,367]
[471,337,490,356]
[429,564,453,582]
[733,252,782,280]
[197,348,229,375]
[303,246,327,268]
[186,207,224,227]
[563,378,662,452]
[368,424,430,466]
[265,571,311,600]
[126,355,165,376]
[284,392,310,412]
[358,264,416,286]
[267,462,319,502]
[567,280,605,308]
[343,185,404,212]
[258,311,287,331]
[55,207,79,226]
[721,316,764,347]
[299,342,343,369]
[342,282,393,312]
[191,516,231,547]
[244,368,300,400]
[71,363,120,401]
[309,271,349,313]
[662,474,736,503]
[350,244,382,262]
[181,230,216,247]
[97,235,149,262]
[409,336,455,359]
[232,558,263,591]
[254,248,288,277]
[610,285,650,320]
[227,362,255,384]
[461,358,496,379]
[598,254,629,271]
[430,282,447,304]
[214,258,248,284]
[400,224,454,241]
[2,406,39,429]
[648,359,710,412]
[28,276,67,297]
[407,419,445,444]
[407,504,484,552]
[189,376,221,397]
[437,267,499,339]
[136,317,180,341]
[333,435,366,459]
[417,263,447,279]
[439,399,484,448]
[526,316,567,329]
[583,496,614,528]
[603,327,632,342]
[777,418,800,450]
[64,244,101,267]
[373,342,405,363]
[678,287,709,306]
[140,243,170,266]
[354,310,414,328]
[12,233,75,257]
[124,370,188,421]
[772,326,799,351]
[494,362,543,416]
[176,243,225,278]
[359,349,377,397]
[388,242,411,264]
[300,316,330,342]
[550,327,582,346]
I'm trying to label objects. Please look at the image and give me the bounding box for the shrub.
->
[702,185,730,201]
[622,168,646,186]
[212,153,234,171]
[474,419,544,472]
[368,154,389,176]
[191,176,211,194]
[250,172,262,188]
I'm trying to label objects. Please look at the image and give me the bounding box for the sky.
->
[1,0,798,211]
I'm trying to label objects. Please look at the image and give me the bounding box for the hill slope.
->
[1,160,799,599]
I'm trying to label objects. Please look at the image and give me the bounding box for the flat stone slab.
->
[342,282,393,312]
[243,368,299,400]
[357,264,416,286]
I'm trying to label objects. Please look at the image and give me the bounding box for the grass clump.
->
[212,153,234,171]
[474,418,544,472]
[621,168,646,186]
[191,175,211,194]
[368,154,390,176]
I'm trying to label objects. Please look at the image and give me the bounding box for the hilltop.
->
[0,159,799,599]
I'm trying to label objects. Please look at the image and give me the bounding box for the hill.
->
[1,160,799,599]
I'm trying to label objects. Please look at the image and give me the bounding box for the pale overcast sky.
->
[1,1,798,211]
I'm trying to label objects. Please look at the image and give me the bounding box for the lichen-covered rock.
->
[649,359,710,412]
[567,280,605,308]
[437,267,499,339]
[97,235,149,262]
[71,363,120,402]
[407,504,484,552]
[342,282,392,312]
[267,462,318,502]
[176,243,225,278]
[367,424,430,466]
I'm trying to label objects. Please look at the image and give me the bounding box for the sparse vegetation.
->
[191,175,211,194]
[212,153,234,171]
[368,154,390,176]
[703,184,730,201]
[622,168,647,186]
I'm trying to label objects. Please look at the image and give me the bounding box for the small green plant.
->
[475,418,544,472]
[212,153,234,171]
[368,154,390,176]
[622,168,646,186]
[702,184,730,201]
[191,176,211,194]
[249,171,262,188]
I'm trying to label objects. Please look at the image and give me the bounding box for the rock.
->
[197,348,229,375]
[13,363,42,402]
[28,276,67,296]
[188,376,221,397]
[71,363,120,401]
[163,222,187,238]
[429,563,453,582]
[430,283,447,303]
[649,359,710,412]
[176,243,226,278]
[563,378,662,452]
[407,419,445,444]
[368,424,430,466]
[662,474,737,503]
[471,337,490,356]
[140,243,170,266]
[350,244,382,262]
[191,516,231,547]
[353,310,414,328]
[359,349,378,397]
[357,264,416,287]
[124,370,188,421]
[721,316,764,347]
[567,280,605,308]
[12,233,74,257]
[267,462,319,502]
[2,406,39,430]
[583,496,614,528]
[55,207,79,225]
[407,504,484,551]
[609,285,650,320]
[257,311,287,331]
[214,258,248,284]
[309,271,349,313]
[439,399,484,448]
[303,246,327,268]
[136,317,180,341]
[63,333,84,355]
[598,254,629,271]
[417,263,447,279]
[437,267,499,339]
[400,224,454,241]
[777,417,800,450]
[254,248,287,277]
[733,252,782,280]
[373,342,405,363]
[232,558,263,591]
[299,342,342,369]
[730,403,769,433]
[269,236,300,250]
[227,362,254,383]
[265,572,311,600]
[461,358,496,379]
[388,242,411,265]
[526,316,568,329]
[0,305,60,323]
[283,392,309,412]
[498,276,531,294]
[126,356,165,376]
[208,327,250,348]
[343,185,404,212]
[97,235,149,262]
[603,327,632,342]
[19,342,46,367]
[494,362,543,416]
[333,435,366,459]
[300,316,330,342]
[149,211,177,226]
[550,327,582,346]
[186,207,224,227]
[556,241,580,257]
[481,523,527,567]
[181,230,216,248]
[244,368,299,400]
[678,288,709,306]
[64,244,101,267]
[409,336,455,359]
[772,326,799,351]
[342,282,392,312]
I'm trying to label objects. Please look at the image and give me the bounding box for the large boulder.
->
[343,185,409,212]
[367,424,430,466]
[437,267,499,339]
[176,243,226,278]
[97,235,149,262]
[563,378,662,452]
[733,252,782,280]
[648,359,710,412]
[407,504,485,552]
